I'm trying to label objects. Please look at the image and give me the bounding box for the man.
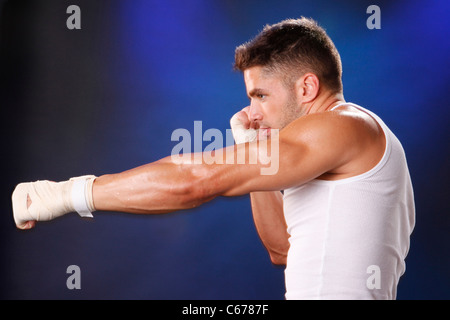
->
[12,18,415,299]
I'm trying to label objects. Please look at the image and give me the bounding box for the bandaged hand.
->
[230,107,257,144]
[11,175,96,229]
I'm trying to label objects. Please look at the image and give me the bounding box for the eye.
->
[257,94,266,100]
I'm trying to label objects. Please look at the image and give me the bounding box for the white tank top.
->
[283,103,415,300]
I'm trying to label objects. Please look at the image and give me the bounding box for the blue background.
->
[1,0,449,299]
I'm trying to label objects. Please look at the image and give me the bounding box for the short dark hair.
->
[234,17,343,92]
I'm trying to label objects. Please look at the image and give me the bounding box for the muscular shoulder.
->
[283,105,380,145]
[280,105,386,178]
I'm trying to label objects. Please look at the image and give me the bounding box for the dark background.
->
[1,0,449,299]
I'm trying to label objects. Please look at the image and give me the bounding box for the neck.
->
[304,91,345,115]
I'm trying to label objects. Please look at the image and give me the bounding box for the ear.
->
[296,73,320,103]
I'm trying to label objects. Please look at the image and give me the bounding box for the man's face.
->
[243,66,302,137]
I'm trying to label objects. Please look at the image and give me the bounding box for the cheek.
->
[263,103,285,127]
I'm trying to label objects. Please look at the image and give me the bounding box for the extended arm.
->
[12,139,283,228]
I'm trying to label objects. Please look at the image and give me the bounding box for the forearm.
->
[250,191,290,265]
[92,156,215,214]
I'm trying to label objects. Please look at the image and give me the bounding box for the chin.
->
[258,127,272,139]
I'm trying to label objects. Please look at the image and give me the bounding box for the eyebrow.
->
[247,88,267,99]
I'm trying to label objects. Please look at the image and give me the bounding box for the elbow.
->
[269,252,287,266]
[182,184,214,209]
[267,241,289,266]
[179,166,219,209]
[266,239,289,266]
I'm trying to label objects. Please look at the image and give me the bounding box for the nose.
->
[249,102,263,123]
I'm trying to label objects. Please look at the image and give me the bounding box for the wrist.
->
[70,175,96,217]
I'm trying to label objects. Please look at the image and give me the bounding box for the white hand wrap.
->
[230,113,257,144]
[12,175,96,228]
[70,176,96,218]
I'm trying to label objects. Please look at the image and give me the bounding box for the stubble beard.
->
[279,90,304,130]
